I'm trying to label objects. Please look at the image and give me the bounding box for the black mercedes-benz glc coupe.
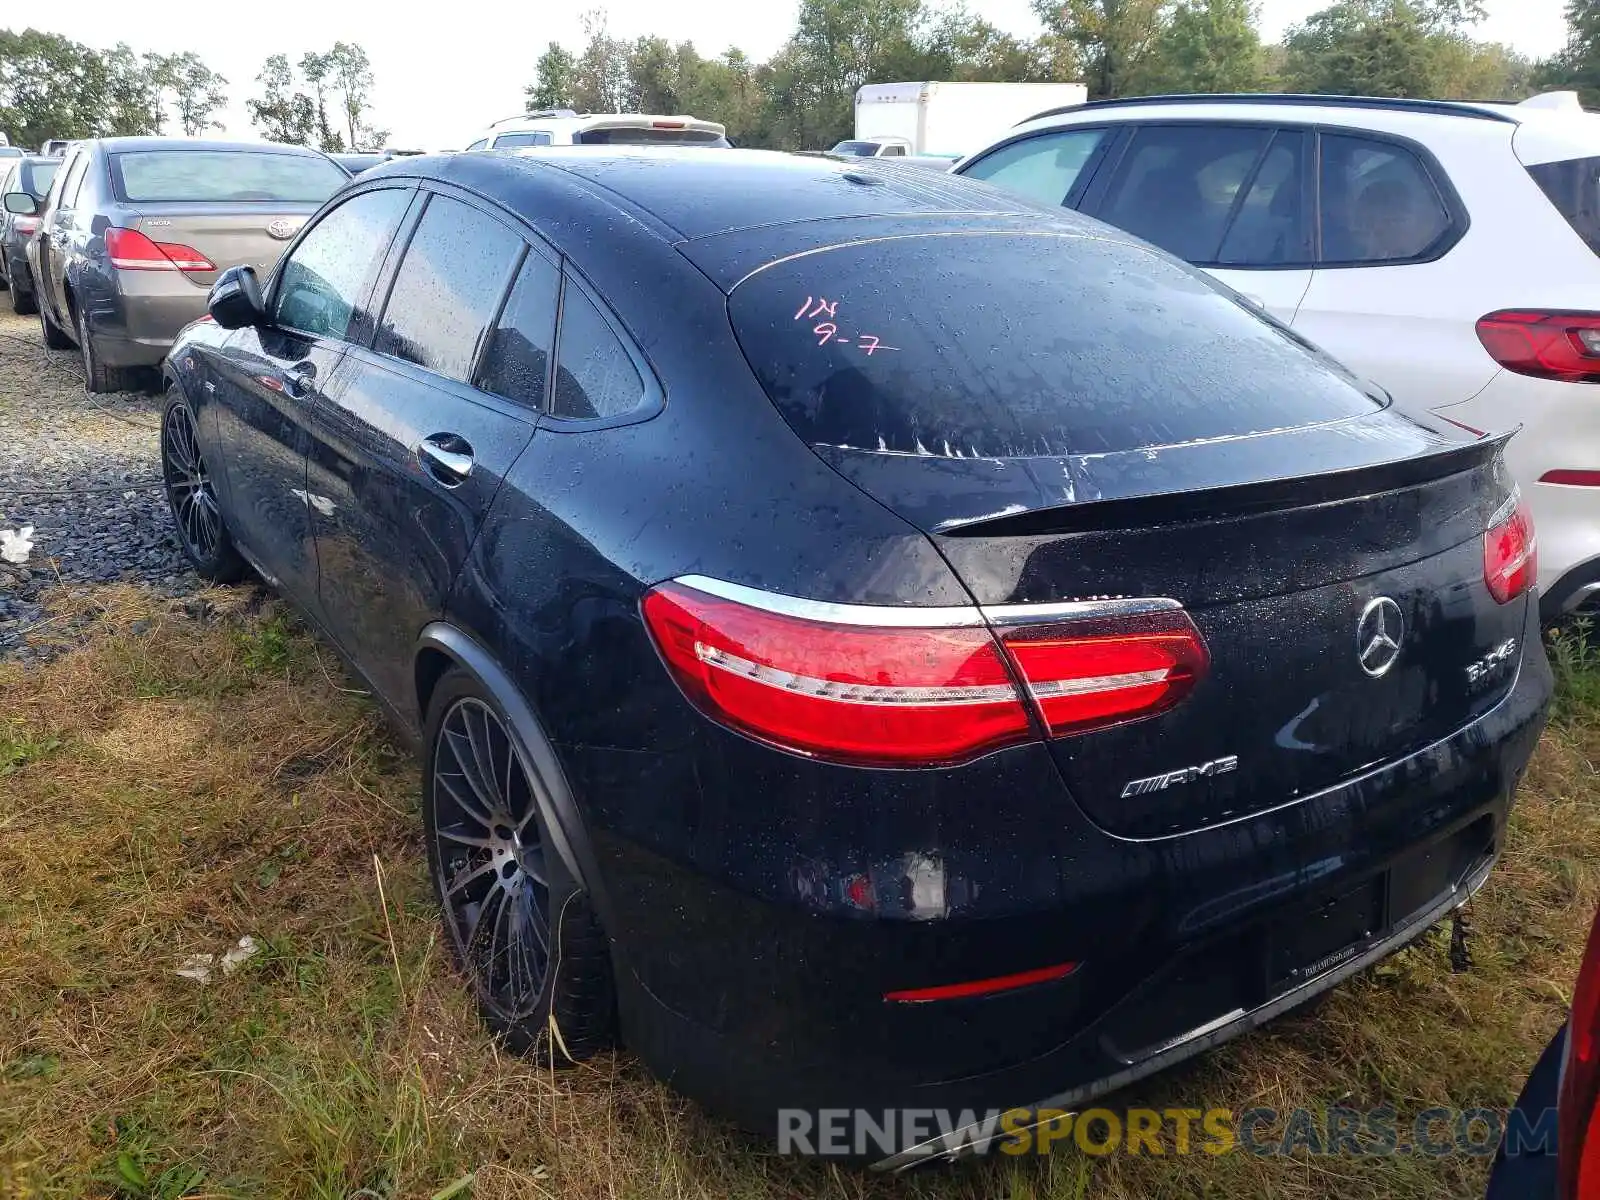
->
[160,147,1551,1167]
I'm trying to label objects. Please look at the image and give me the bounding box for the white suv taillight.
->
[641,578,1208,767]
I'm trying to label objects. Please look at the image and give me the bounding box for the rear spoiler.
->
[941,430,1514,539]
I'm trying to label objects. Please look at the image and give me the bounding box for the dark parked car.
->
[0,155,60,314]
[160,149,1552,1166]
[1487,904,1600,1199]
[11,137,347,391]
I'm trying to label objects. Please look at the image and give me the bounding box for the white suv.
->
[465,109,728,151]
[956,92,1600,619]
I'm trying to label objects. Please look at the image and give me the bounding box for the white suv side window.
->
[1319,134,1452,265]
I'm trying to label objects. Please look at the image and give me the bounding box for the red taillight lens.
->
[1484,495,1537,604]
[14,216,40,235]
[997,609,1209,737]
[641,581,1030,767]
[1476,310,1600,382]
[105,227,215,273]
[641,580,1210,767]
[1558,908,1600,1199]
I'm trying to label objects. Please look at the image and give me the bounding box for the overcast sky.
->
[15,0,1574,150]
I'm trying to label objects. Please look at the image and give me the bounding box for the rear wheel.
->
[161,389,245,582]
[77,305,139,393]
[423,670,614,1063]
[8,277,35,316]
[39,301,71,349]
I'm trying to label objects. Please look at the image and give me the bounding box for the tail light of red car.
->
[105,227,216,274]
[641,578,1208,768]
[1559,907,1600,1199]
[1484,493,1536,604]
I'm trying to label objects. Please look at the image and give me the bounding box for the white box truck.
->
[837,82,1089,161]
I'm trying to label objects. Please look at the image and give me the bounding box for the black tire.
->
[77,304,139,393]
[422,668,614,1064]
[9,283,36,316]
[40,301,72,349]
[160,388,246,583]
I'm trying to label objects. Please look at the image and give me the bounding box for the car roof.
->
[481,146,1045,239]
[89,137,329,156]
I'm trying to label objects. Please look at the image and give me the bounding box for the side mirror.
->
[3,192,38,216]
[207,265,266,329]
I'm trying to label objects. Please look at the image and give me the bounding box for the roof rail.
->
[489,108,579,128]
[1017,93,1522,127]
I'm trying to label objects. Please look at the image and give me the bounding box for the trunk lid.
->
[126,204,318,288]
[725,224,1529,837]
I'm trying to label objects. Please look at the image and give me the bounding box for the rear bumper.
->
[82,273,209,367]
[581,598,1552,1160]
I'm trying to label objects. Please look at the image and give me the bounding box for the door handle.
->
[281,360,316,398]
[418,433,474,486]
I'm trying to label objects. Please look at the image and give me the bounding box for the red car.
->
[1488,905,1600,1197]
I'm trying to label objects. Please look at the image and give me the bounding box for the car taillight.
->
[640,578,1208,767]
[1484,493,1536,604]
[14,216,39,234]
[105,227,215,273]
[1476,310,1600,382]
[1559,908,1600,1199]
[995,608,1209,737]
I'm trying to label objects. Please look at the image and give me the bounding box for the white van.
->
[465,110,728,151]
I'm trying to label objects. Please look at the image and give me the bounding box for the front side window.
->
[477,251,560,408]
[1319,134,1452,264]
[374,195,524,382]
[466,139,489,152]
[880,144,906,157]
[492,131,554,148]
[26,160,59,199]
[961,129,1108,208]
[1095,124,1274,263]
[274,187,410,340]
[57,152,88,209]
[551,278,646,421]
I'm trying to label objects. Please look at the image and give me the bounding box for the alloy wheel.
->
[162,403,221,562]
[432,697,551,1020]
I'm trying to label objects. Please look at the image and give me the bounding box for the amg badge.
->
[1120,756,1239,798]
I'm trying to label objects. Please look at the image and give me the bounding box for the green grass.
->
[1,587,1598,1199]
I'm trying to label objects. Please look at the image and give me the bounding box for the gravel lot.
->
[0,307,198,660]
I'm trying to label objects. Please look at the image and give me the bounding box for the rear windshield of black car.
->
[573,128,728,147]
[1526,155,1600,254]
[110,151,348,204]
[728,231,1382,459]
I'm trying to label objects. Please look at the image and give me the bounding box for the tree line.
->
[0,30,384,151]
[0,29,227,149]
[529,0,1591,150]
[5,2,1600,154]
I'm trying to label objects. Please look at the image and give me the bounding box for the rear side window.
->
[492,131,553,148]
[466,139,489,152]
[1319,134,1451,264]
[551,280,645,420]
[1217,130,1310,266]
[110,151,347,203]
[58,153,89,208]
[1095,125,1273,262]
[275,188,410,340]
[1526,156,1600,255]
[961,129,1107,208]
[477,251,560,408]
[376,195,523,382]
[728,232,1380,459]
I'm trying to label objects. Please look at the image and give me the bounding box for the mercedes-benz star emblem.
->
[266,219,299,240]
[1357,596,1405,678]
